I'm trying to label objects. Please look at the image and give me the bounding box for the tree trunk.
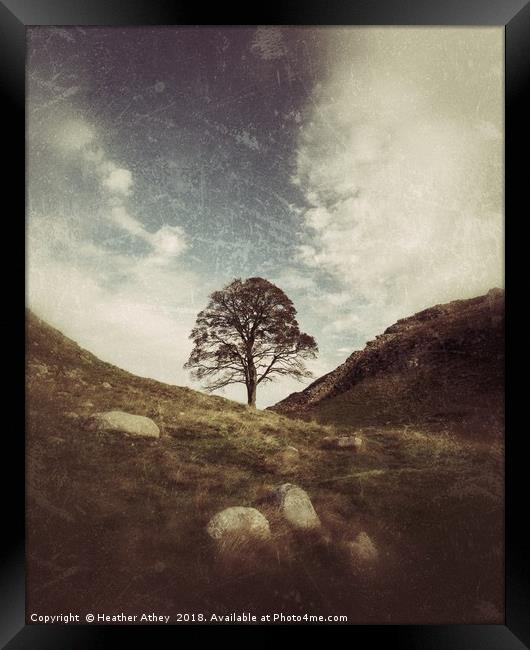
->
[246,380,256,408]
[246,359,257,408]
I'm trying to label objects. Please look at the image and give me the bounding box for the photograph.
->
[26,25,504,625]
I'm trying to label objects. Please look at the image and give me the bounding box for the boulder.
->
[347,532,378,562]
[207,507,271,542]
[102,382,112,389]
[276,484,320,530]
[88,411,160,439]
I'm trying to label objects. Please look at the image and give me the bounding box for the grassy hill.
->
[271,289,504,439]
[26,310,503,623]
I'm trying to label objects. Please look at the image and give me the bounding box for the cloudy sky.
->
[27,27,504,407]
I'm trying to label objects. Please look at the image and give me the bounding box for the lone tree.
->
[184,277,318,407]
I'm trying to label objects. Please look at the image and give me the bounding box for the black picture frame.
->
[2,0,527,646]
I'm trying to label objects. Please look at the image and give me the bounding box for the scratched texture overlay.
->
[26,26,503,408]
[25,27,505,625]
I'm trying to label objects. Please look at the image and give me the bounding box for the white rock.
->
[276,484,320,530]
[102,382,112,389]
[88,411,160,439]
[207,507,271,541]
[348,532,378,562]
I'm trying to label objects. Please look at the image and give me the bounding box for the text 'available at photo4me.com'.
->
[30,611,349,624]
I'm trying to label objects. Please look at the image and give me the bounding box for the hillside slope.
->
[271,289,504,436]
[26,310,503,623]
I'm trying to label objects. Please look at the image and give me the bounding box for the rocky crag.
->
[270,289,504,435]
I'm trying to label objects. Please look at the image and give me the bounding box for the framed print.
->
[2,0,528,646]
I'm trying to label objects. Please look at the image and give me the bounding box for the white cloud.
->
[293,28,504,341]
[27,212,199,386]
[323,312,361,334]
[110,205,145,237]
[28,112,194,391]
[150,224,188,261]
[103,167,133,194]
[110,206,188,263]
[46,116,135,197]
[44,114,189,264]
[270,268,316,292]
[59,119,96,150]
[304,207,331,231]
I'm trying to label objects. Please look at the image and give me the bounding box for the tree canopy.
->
[184,277,318,407]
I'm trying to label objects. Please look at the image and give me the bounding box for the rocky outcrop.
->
[270,289,504,432]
